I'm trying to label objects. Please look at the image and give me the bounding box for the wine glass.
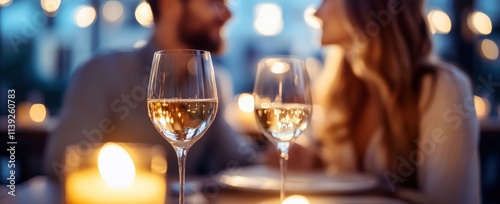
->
[147,50,218,204]
[253,57,312,201]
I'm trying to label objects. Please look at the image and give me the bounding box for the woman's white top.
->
[314,48,481,204]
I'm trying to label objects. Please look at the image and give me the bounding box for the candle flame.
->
[282,195,310,204]
[98,143,136,188]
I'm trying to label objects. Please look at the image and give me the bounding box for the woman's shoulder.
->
[436,62,472,88]
[419,61,474,112]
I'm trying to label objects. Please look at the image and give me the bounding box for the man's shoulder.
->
[76,48,144,75]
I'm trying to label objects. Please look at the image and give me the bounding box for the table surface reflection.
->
[0,176,407,204]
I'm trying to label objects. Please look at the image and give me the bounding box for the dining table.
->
[0,175,408,204]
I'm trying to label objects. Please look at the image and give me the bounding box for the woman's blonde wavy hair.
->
[319,0,437,189]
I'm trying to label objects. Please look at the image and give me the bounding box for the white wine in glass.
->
[148,99,218,146]
[253,57,312,202]
[147,50,218,204]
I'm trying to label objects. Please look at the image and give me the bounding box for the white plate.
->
[218,165,378,193]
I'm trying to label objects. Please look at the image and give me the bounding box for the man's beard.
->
[177,12,223,53]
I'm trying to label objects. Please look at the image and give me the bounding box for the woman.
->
[313,0,481,203]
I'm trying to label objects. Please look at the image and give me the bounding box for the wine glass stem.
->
[277,141,290,202]
[176,147,189,204]
[279,153,288,202]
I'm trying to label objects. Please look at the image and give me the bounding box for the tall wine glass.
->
[147,50,218,204]
[253,57,312,201]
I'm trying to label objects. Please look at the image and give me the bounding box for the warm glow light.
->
[427,10,452,34]
[270,62,290,74]
[0,0,12,7]
[135,1,153,27]
[98,143,136,188]
[468,11,492,35]
[41,0,60,16]
[102,0,124,23]
[304,7,321,29]
[474,95,491,119]
[479,39,499,60]
[282,195,310,204]
[74,6,97,28]
[238,93,254,113]
[253,3,283,36]
[133,40,147,48]
[29,104,47,123]
[151,145,167,174]
[151,155,167,173]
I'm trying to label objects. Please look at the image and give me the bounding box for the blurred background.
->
[0,0,499,202]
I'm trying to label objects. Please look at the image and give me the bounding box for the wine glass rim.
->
[154,49,211,55]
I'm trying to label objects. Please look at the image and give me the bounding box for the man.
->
[44,0,255,180]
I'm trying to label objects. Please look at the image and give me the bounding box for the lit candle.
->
[282,195,310,204]
[65,143,166,204]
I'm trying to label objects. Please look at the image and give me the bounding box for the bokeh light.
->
[479,39,499,60]
[467,11,492,35]
[102,0,124,23]
[133,40,147,49]
[29,103,47,123]
[474,95,491,119]
[74,6,97,28]
[253,3,283,36]
[304,7,321,29]
[237,93,254,113]
[427,10,452,34]
[0,0,12,7]
[135,1,153,27]
[41,0,61,16]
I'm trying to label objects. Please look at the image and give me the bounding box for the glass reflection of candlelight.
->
[282,195,310,204]
[98,143,136,188]
[271,62,290,74]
